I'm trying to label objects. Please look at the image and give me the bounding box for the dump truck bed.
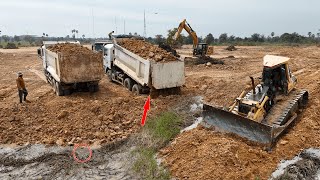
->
[44,48,103,84]
[114,44,185,89]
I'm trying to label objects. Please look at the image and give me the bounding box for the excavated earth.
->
[118,39,178,62]
[1,45,320,179]
[161,45,320,179]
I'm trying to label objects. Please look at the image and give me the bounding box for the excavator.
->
[174,19,213,57]
[202,55,308,148]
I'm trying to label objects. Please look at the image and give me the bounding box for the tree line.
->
[1,29,320,48]
[147,28,320,46]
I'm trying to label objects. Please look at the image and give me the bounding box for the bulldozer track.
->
[263,90,308,126]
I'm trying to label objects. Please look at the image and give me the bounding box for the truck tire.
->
[55,81,64,96]
[107,70,113,82]
[88,85,95,92]
[124,78,133,91]
[94,84,99,92]
[132,84,141,95]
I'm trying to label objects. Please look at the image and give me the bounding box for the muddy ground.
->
[0,45,320,179]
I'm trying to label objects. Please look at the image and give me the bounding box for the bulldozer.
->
[202,55,308,147]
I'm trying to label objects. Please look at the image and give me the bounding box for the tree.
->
[2,35,10,42]
[13,35,20,42]
[271,32,275,38]
[218,33,228,43]
[166,28,183,46]
[308,32,312,38]
[184,35,193,45]
[251,33,265,42]
[204,33,214,44]
[24,35,34,44]
[82,34,85,39]
[155,34,165,44]
[228,35,235,42]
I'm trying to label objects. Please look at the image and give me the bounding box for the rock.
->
[68,137,76,145]
[57,110,68,119]
[113,126,120,131]
[92,140,102,149]
[280,140,288,145]
[94,120,102,126]
[148,52,155,58]
[206,62,212,67]
[200,85,208,91]
[155,54,163,61]
[56,138,64,146]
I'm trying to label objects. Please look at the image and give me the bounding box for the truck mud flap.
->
[202,104,273,144]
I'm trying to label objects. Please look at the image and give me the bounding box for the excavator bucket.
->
[202,104,274,144]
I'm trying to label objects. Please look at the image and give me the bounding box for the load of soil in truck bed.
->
[118,39,179,62]
[47,43,99,57]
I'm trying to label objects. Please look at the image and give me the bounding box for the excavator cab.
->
[194,43,208,56]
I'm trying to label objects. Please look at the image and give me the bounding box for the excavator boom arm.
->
[174,19,198,48]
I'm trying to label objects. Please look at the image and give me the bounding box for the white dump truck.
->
[38,41,103,96]
[102,41,185,95]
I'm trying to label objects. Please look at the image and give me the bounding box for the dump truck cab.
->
[262,55,297,95]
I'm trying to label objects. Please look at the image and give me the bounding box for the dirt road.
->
[162,45,320,180]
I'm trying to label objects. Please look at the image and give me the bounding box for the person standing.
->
[16,72,29,103]
[108,31,114,40]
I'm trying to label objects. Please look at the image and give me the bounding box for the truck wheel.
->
[63,89,71,95]
[88,85,95,92]
[124,78,133,91]
[132,84,141,95]
[107,70,113,82]
[94,84,99,92]
[55,81,64,96]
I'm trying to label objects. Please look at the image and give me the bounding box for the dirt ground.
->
[161,45,320,179]
[0,47,178,147]
[1,45,320,179]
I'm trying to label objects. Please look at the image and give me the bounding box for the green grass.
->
[132,148,170,180]
[145,111,182,146]
[131,111,182,179]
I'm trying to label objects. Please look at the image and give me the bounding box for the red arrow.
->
[141,96,151,126]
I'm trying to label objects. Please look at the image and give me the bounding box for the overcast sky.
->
[1,0,319,38]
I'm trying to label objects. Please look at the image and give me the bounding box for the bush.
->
[0,45,3,49]
[5,43,18,49]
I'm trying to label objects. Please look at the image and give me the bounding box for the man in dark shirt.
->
[16,72,29,103]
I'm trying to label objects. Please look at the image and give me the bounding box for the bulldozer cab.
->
[262,55,296,95]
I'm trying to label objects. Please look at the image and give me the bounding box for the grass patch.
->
[132,148,170,180]
[145,111,182,146]
[131,111,182,179]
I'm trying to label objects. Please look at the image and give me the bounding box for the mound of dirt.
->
[48,43,94,56]
[226,45,237,51]
[118,39,179,62]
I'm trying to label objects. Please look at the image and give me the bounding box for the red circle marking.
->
[72,144,92,163]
